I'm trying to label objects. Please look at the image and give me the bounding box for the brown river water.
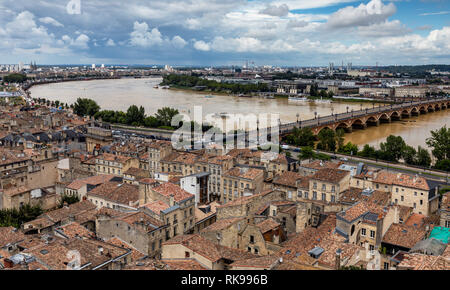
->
[30,77,449,149]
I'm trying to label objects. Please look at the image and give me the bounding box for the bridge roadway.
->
[99,98,449,145]
[278,98,449,135]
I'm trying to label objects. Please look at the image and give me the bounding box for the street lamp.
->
[314,111,317,119]
[296,113,299,123]
[346,106,349,114]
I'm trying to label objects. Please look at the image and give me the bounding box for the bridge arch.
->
[351,118,366,129]
[391,111,401,120]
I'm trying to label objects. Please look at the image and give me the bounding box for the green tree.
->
[155,107,180,127]
[144,116,160,128]
[317,128,336,152]
[379,135,406,162]
[434,159,450,172]
[339,142,359,155]
[126,105,146,126]
[73,98,100,117]
[426,126,450,160]
[358,144,377,158]
[59,194,80,208]
[286,127,316,147]
[416,146,431,167]
[335,129,345,151]
[298,146,315,160]
[2,73,27,83]
[403,145,417,165]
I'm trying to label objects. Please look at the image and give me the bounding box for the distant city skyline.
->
[0,0,449,66]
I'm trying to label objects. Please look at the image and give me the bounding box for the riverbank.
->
[22,76,121,91]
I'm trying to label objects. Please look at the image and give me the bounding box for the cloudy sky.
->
[0,0,449,66]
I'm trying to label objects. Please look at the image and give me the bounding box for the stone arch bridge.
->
[279,98,449,136]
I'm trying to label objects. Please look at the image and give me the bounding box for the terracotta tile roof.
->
[39,200,97,224]
[162,259,208,270]
[140,200,170,215]
[23,238,130,270]
[195,202,219,222]
[374,171,430,191]
[338,201,386,222]
[224,167,264,180]
[201,217,244,233]
[382,223,427,249]
[311,168,349,183]
[151,182,194,203]
[139,178,159,185]
[106,237,146,261]
[272,171,304,188]
[173,152,198,165]
[256,218,280,233]
[2,186,30,197]
[0,227,25,247]
[302,160,343,170]
[217,189,274,208]
[66,174,115,190]
[123,167,150,179]
[97,152,132,163]
[163,234,256,262]
[88,182,140,207]
[340,188,391,206]
[230,255,280,269]
[119,211,165,233]
[279,214,340,263]
[0,148,30,166]
[55,222,95,239]
[405,213,427,228]
[95,205,123,215]
[397,253,450,270]
[296,176,311,189]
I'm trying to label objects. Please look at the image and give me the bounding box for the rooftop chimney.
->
[335,248,342,270]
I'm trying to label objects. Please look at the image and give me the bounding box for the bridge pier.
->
[402,113,411,118]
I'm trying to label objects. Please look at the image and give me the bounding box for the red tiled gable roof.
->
[201,217,244,233]
[140,200,170,215]
[88,182,140,207]
[224,167,264,180]
[195,202,219,222]
[311,168,349,183]
[119,212,164,233]
[55,222,94,239]
[163,234,256,262]
[151,182,194,203]
[66,174,115,190]
[382,223,427,249]
[2,186,30,197]
[123,167,149,178]
[0,227,25,247]
[107,237,146,261]
[162,259,208,270]
[302,160,343,170]
[229,255,280,269]
[97,152,132,163]
[40,200,97,224]
[397,253,450,270]
[256,218,280,233]
[272,171,304,188]
[374,171,430,191]
[339,200,386,222]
